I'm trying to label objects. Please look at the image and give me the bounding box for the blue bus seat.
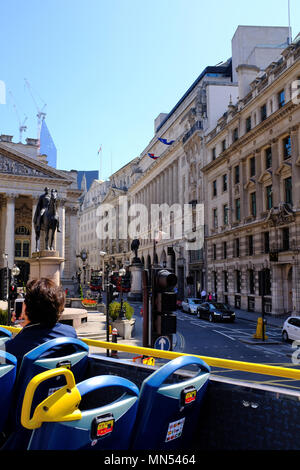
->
[15,337,89,423]
[0,326,13,344]
[131,355,210,450]
[22,369,139,450]
[0,351,17,433]
[0,337,89,450]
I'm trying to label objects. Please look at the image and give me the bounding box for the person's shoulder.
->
[55,322,77,337]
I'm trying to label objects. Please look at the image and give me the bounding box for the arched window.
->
[15,226,30,236]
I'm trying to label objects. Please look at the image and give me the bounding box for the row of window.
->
[211,136,292,197]
[210,78,298,161]
[211,268,271,296]
[212,227,290,261]
[212,176,292,227]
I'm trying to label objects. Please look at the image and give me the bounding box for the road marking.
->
[213,330,235,341]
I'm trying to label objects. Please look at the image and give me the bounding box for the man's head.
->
[24,278,66,327]
[44,187,50,194]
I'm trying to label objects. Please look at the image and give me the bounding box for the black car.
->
[197,302,235,323]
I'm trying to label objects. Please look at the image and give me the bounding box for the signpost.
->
[154,335,171,351]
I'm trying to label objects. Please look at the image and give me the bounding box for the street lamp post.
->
[118,267,126,320]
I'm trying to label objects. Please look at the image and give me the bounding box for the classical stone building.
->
[95,25,292,301]
[203,34,300,315]
[0,135,82,291]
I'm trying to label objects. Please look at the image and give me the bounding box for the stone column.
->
[271,139,280,207]
[5,194,17,268]
[0,198,6,266]
[291,126,300,208]
[57,199,66,277]
[255,149,263,216]
[31,196,39,255]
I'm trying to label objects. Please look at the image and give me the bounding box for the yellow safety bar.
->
[82,338,300,381]
[2,324,300,381]
[21,368,82,430]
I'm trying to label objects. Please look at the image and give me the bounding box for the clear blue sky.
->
[0,0,299,180]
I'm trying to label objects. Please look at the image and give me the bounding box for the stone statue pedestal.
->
[127,261,143,302]
[28,250,65,286]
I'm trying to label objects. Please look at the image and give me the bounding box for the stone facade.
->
[0,138,82,289]
[203,37,300,315]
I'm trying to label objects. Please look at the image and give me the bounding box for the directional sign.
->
[154,335,171,351]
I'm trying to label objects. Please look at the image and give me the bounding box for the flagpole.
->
[288,0,292,44]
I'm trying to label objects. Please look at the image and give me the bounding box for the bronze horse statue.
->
[34,189,60,251]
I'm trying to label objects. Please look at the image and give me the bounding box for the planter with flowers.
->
[81,298,98,311]
[109,301,135,339]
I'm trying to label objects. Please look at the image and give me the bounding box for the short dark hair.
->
[24,278,66,327]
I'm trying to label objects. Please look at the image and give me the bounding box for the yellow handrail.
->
[1,324,300,381]
[82,338,300,381]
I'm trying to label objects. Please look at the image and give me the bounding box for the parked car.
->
[282,316,300,342]
[197,302,235,323]
[181,298,202,314]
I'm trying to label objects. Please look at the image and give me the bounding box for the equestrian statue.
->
[33,187,61,252]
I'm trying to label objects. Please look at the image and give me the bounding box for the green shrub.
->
[109,301,134,321]
[0,308,8,326]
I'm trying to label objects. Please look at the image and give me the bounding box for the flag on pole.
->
[148,153,159,159]
[158,137,175,145]
[97,145,102,155]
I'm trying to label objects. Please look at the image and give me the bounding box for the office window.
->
[222,139,226,152]
[223,271,228,292]
[213,243,217,260]
[249,269,255,294]
[235,198,241,221]
[212,147,216,160]
[250,192,256,217]
[223,241,227,259]
[265,147,272,169]
[266,185,273,210]
[234,165,240,184]
[248,234,254,256]
[223,204,229,225]
[233,127,239,142]
[213,208,218,228]
[250,156,256,177]
[15,241,22,258]
[246,116,251,133]
[282,227,290,251]
[236,270,241,293]
[285,177,292,205]
[278,89,285,108]
[261,103,267,121]
[283,136,291,159]
[264,232,270,254]
[235,238,240,258]
[212,180,217,197]
[223,174,228,191]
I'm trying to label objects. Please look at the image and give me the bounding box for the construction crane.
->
[24,78,47,141]
[8,89,28,143]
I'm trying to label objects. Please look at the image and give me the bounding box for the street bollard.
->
[253,317,268,340]
[111,327,119,358]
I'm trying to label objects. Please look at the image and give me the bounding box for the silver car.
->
[181,298,202,315]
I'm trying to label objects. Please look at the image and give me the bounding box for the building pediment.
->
[0,143,70,182]
[258,169,272,184]
[275,161,292,177]
[244,178,256,190]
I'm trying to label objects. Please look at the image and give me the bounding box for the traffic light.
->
[151,268,177,345]
[0,268,10,301]
[9,283,18,301]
